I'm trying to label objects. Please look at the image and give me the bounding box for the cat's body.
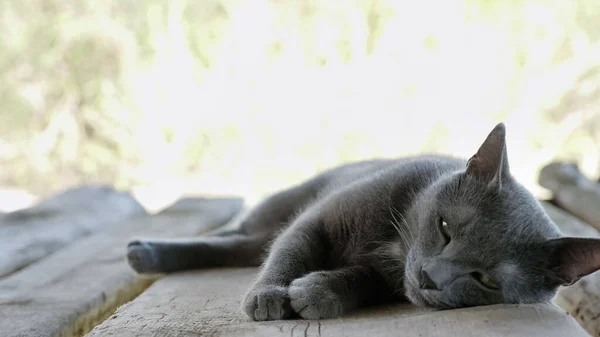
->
[127,124,600,321]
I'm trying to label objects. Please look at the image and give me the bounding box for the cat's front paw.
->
[288,272,344,319]
[242,285,292,321]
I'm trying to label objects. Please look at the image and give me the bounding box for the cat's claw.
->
[127,240,159,273]
[288,272,344,319]
[242,285,292,321]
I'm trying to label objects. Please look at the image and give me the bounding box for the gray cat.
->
[127,123,600,321]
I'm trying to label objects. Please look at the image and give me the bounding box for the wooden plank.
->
[539,162,600,230]
[0,197,243,337]
[85,201,599,337]
[542,202,600,336]
[0,185,146,278]
[85,268,588,337]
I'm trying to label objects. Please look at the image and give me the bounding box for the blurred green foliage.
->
[1,0,600,203]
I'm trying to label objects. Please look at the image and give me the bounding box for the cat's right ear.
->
[543,237,600,286]
[465,123,510,189]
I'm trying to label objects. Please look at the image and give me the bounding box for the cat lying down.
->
[127,123,600,321]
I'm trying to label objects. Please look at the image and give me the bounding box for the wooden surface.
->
[0,185,146,278]
[0,195,243,337]
[539,162,600,230]
[85,202,597,337]
[542,202,600,336]
[2,185,596,337]
[538,163,600,335]
[86,268,588,337]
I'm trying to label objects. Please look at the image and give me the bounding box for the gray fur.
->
[127,123,600,321]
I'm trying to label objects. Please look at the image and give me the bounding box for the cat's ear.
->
[466,123,510,189]
[543,237,600,286]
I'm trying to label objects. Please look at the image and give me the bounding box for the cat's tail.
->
[127,231,268,274]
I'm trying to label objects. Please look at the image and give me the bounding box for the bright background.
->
[1,0,600,211]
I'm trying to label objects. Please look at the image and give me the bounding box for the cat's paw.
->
[288,272,344,319]
[242,285,293,321]
[126,240,160,273]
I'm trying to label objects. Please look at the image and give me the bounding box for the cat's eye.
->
[473,272,500,290]
[439,217,451,240]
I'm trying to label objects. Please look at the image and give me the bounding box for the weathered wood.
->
[542,202,600,336]
[0,197,243,337]
[539,164,600,336]
[542,201,599,237]
[86,268,588,337]
[0,185,146,278]
[539,162,600,230]
[84,201,600,337]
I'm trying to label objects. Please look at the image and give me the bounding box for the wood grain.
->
[85,202,600,337]
[539,162,600,230]
[0,185,146,278]
[543,202,600,336]
[0,197,243,337]
[86,268,588,337]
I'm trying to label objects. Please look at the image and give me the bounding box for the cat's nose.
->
[420,266,440,290]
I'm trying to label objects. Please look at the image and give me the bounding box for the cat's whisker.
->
[389,220,411,251]
[392,205,414,240]
[395,219,412,249]
[388,221,404,244]
[391,287,404,296]
[388,204,410,245]
[389,203,414,243]
[382,196,409,245]
[398,220,413,247]
[386,206,406,240]
[388,219,402,236]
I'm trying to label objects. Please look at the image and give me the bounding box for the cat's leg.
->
[127,179,323,274]
[242,213,328,321]
[127,234,267,273]
[288,266,388,319]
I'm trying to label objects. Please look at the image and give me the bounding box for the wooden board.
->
[539,162,600,230]
[86,202,596,337]
[0,185,146,278]
[85,268,588,337]
[0,197,243,337]
[542,202,600,336]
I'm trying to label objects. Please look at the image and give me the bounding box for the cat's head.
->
[404,123,600,309]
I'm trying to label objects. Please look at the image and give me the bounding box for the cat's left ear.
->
[543,237,600,286]
[466,123,510,189]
